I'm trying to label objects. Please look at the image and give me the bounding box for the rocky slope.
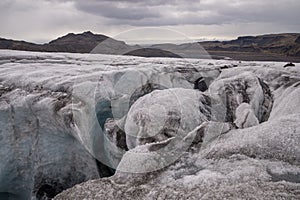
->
[0,50,299,199]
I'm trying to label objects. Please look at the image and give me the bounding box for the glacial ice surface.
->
[0,50,299,199]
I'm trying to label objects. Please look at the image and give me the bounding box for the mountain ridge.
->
[1,32,300,62]
[200,33,300,57]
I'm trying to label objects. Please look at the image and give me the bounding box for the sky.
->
[0,0,300,44]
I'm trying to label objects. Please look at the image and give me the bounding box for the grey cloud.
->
[21,0,300,27]
[0,0,299,43]
[229,1,300,25]
[70,0,300,26]
[74,1,160,20]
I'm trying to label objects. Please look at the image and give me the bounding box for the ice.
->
[124,88,209,149]
[0,50,299,199]
[234,103,259,128]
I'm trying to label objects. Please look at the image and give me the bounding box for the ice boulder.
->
[124,88,212,149]
[208,72,273,123]
[234,103,259,128]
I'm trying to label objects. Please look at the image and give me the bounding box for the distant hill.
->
[0,31,181,58]
[0,38,44,52]
[0,31,130,54]
[0,32,300,62]
[124,48,181,58]
[199,33,300,62]
[47,31,109,53]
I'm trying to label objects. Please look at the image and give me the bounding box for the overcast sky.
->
[1,0,300,44]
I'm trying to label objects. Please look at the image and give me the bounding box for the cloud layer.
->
[73,0,300,26]
[0,0,299,43]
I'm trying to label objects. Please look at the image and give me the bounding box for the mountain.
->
[0,31,132,54]
[150,43,212,59]
[124,48,182,58]
[150,33,300,62]
[0,38,44,52]
[199,33,300,62]
[0,31,180,58]
[46,31,109,53]
[0,32,300,61]
[202,33,300,56]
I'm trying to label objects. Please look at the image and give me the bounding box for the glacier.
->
[0,50,299,199]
